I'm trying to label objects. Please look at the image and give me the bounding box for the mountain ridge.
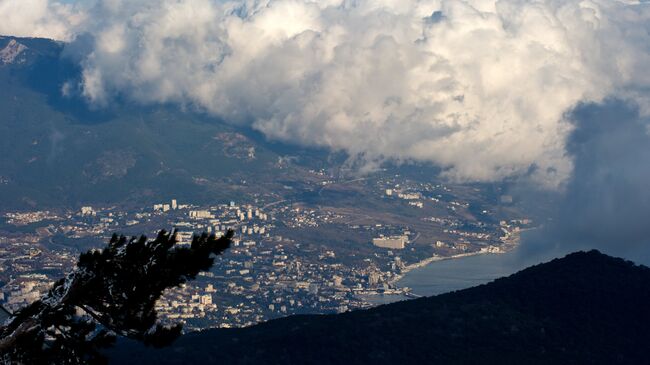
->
[111,250,650,364]
[0,35,337,211]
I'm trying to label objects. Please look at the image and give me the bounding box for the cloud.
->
[0,0,85,41]
[522,99,650,262]
[4,0,650,188]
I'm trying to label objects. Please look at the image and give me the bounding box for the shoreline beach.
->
[389,229,530,298]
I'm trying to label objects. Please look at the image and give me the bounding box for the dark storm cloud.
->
[525,99,650,262]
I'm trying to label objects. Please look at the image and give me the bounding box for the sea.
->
[362,231,565,305]
[360,230,650,306]
[396,243,558,297]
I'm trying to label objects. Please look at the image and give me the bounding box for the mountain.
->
[0,35,500,213]
[112,250,650,364]
[0,36,61,66]
[0,35,334,211]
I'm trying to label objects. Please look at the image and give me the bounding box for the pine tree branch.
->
[0,229,232,363]
[76,304,137,338]
[0,318,39,352]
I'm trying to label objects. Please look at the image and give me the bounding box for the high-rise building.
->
[368,272,380,286]
[171,199,178,209]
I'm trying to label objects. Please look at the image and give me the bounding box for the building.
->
[80,206,95,216]
[368,272,380,286]
[174,231,194,245]
[372,236,408,249]
[394,256,403,269]
[200,295,212,305]
[398,192,420,200]
[189,210,213,219]
[409,201,424,208]
[332,276,343,287]
[171,199,178,209]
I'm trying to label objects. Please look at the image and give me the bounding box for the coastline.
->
[357,228,533,304]
[388,228,529,296]
[387,251,488,298]
[354,252,489,304]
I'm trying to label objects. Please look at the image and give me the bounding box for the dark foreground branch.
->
[0,229,232,364]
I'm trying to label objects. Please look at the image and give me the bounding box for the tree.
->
[0,229,233,364]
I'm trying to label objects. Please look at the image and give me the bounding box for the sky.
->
[1,0,650,257]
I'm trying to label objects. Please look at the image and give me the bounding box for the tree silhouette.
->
[0,229,232,364]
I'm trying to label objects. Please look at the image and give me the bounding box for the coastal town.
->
[0,175,532,331]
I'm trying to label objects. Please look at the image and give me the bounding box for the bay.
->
[397,233,561,297]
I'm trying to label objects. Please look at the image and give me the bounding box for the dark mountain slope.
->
[113,250,650,364]
[0,36,330,210]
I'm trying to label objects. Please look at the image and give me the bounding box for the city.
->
[0,174,531,331]
[3,2,650,361]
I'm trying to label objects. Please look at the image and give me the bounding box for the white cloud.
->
[5,0,650,187]
[0,0,85,41]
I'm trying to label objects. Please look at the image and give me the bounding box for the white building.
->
[174,231,194,245]
[372,236,408,249]
[80,206,95,216]
[189,210,213,219]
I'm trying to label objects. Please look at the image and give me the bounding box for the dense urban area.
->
[0,173,531,331]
